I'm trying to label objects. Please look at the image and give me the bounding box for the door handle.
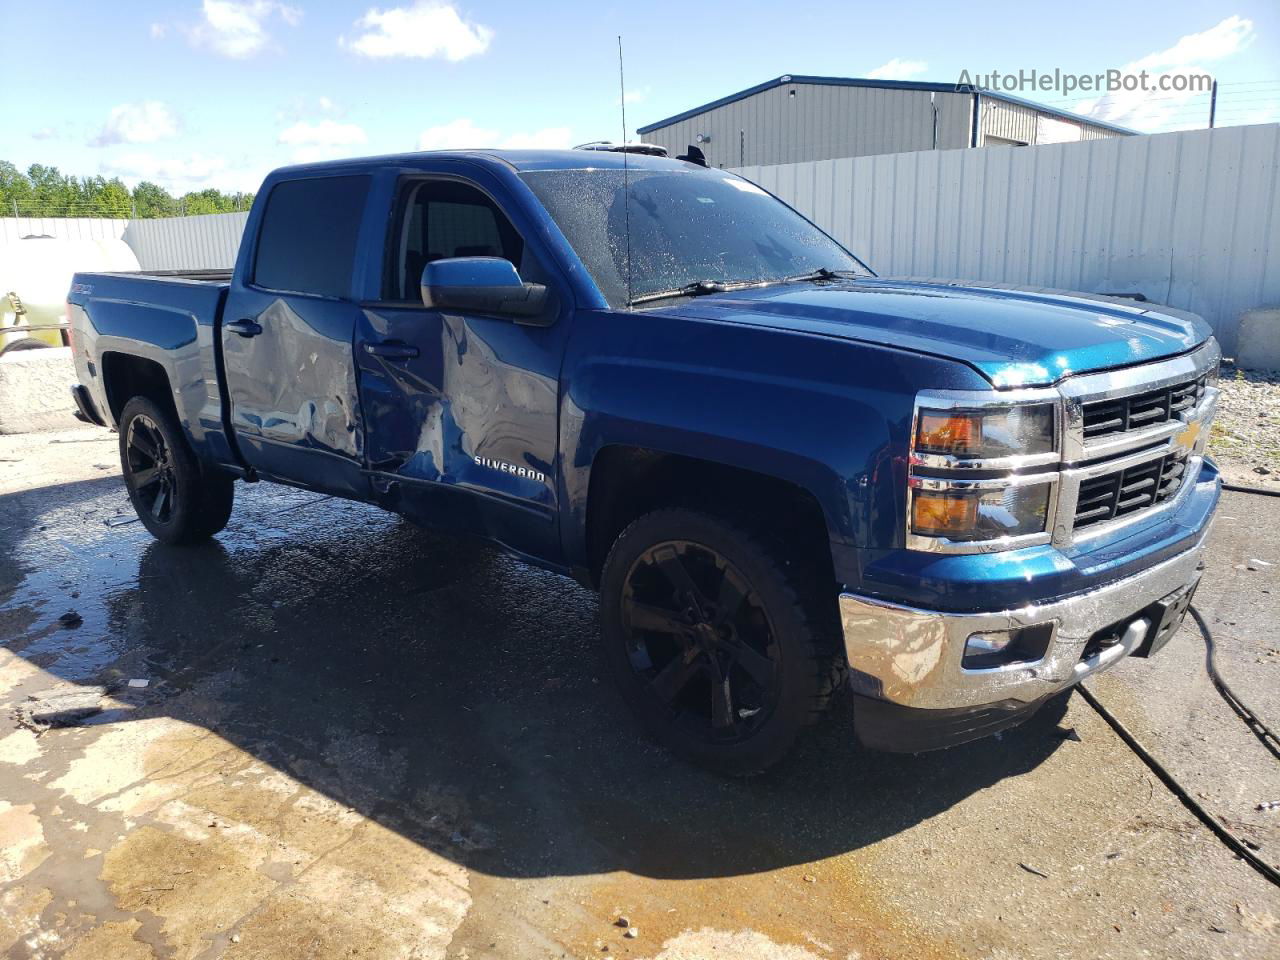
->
[363,341,419,359]
[225,319,263,338]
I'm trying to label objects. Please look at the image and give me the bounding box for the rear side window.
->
[254,175,370,298]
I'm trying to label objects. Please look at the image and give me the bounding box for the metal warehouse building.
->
[637,76,1134,168]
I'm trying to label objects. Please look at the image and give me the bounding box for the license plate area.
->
[1132,577,1200,658]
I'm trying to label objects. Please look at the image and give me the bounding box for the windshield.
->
[519,167,869,307]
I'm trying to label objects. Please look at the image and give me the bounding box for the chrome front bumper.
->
[839,535,1208,711]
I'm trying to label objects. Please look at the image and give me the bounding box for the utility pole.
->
[1208,80,1218,129]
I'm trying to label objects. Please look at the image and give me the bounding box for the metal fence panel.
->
[2,212,248,272]
[734,123,1280,356]
[123,212,249,271]
[0,218,128,244]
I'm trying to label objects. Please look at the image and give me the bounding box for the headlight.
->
[1205,355,1221,386]
[910,482,1052,541]
[915,404,1055,460]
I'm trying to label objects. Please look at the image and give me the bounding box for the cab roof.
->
[273,149,702,178]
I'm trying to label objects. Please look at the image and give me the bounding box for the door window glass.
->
[387,181,526,300]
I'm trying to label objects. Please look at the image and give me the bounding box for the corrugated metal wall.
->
[981,99,1039,144]
[734,123,1280,356]
[123,212,248,270]
[0,218,128,244]
[640,82,1128,165]
[641,85,975,168]
[979,97,1119,145]
[0,213,247,270]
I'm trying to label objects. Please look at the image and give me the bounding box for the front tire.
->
[599,508,844,776]
[118,396,234,545]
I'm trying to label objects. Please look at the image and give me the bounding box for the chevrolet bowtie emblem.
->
[1174,419,1203,452]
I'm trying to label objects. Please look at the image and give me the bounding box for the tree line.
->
[1,162,254,219]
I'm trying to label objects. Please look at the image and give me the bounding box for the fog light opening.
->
[963,623,1054,669]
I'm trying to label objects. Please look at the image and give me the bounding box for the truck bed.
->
[67,269,236,465]
[90,268,234,283]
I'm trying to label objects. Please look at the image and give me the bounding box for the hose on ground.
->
[1077,684,1280,888]
[1191,606,1280,761]
[1223,482,1280,498]
[1076,476,1280,887]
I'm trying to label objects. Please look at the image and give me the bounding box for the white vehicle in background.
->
[0,236,139,355]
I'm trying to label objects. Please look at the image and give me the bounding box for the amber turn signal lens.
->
[911,491,977,536]
[916,412,981,454]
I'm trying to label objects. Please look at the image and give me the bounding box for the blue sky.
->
[4,0,1279,195]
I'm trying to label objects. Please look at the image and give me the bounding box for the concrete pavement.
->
[1,428,1277,959]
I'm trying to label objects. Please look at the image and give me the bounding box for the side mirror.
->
[420,257,550,323]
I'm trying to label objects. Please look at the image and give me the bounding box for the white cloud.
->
[416,119,572,151]
[89,102,180,147]
[276,96,346,124]
[189,0,302,58]
[499,127,573,149]
[150,23,167,39]
[343,2,492,61]
[278,119,369,163]
[417,118,498,149]
[278,120,368,146]
[31,127,57,141]
[1130,14,1253,70]
[1074,16,1254,132]
[100,152,266,195]
[623,88,648,105]
[1234,103,1280,126]
[867,58,928,81]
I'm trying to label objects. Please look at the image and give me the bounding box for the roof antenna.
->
[618,35,633,309]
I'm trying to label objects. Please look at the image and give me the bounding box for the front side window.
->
[386,181,526,300]
[253,175,370,298]
[519,166,868,307]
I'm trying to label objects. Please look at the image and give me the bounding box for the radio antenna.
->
[618,35,633,309]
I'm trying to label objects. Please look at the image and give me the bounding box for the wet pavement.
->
[1,428,1278,959]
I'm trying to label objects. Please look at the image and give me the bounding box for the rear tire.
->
[0,338,52,356]
[118,396,234,545]
[599,508,845,776]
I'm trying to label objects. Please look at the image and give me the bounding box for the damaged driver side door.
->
[354,170,572,563]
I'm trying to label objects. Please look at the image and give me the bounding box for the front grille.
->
[1081,375,1206,441]
[1074,451,1189,529]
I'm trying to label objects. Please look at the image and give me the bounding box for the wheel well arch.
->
[583,445,836,589]
[100,353,177,427]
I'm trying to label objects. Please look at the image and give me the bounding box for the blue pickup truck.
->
[67,148,1221,773]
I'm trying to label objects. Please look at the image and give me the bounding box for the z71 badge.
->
[474,456,547,484]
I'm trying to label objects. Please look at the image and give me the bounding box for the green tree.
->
[25,164,76,216]
[179,188,229,215]
[0,161,34,216]
[96,178,133,217]
[131,181,177,218]
[2,160,252,219]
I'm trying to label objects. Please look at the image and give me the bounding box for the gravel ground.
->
[1208,363,1280,488]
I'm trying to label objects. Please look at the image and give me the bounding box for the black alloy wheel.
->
[118,395,234,544]
[600,508,845,775]
[620,539,781,743]
[125,413,178,524]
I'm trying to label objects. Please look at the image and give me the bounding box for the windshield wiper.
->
[627,269,861,307]
[781,267,862,284]
[627,279,730,307]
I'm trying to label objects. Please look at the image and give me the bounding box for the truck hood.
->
[653,278,1212,387]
